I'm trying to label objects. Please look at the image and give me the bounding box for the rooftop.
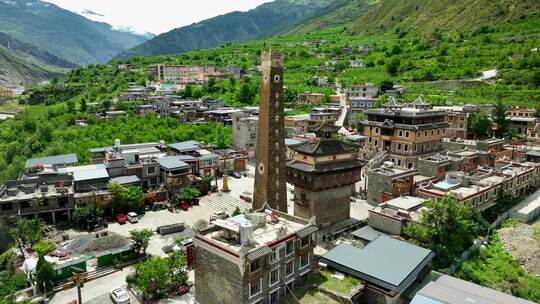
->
[26,154,78,169]
[201,210,315,257]
[320,237,434,293]
[385,196,426,211]
[110,175,141,185]
[168,140,201,153]
[412,274,534,304]
[73,168,109,182]
[159,156,191,171]
[291,139,358,156]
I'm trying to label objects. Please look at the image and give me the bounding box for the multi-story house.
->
[363,99,449,169]
[347,83,379,112]
[233,112,258,152]
[194,210,317,304]
[417,160,540,211]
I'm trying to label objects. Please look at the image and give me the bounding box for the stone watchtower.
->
[253,51,288,211]
[286,121,365,227]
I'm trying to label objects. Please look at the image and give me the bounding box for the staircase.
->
[362,150,387,175]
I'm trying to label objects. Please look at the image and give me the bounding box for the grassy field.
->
[457,234,540,302]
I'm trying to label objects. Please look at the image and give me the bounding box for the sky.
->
[43,0,273,35]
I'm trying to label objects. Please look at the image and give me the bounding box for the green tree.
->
[108,182,144,213]
[80,99,87,112]
[129,229,154,256]
[133,256,171,298]
[492,99,508,138]
[36,258,55,292]
[386,57,401,76]
[178,187,200,202]
[405,196,481,269]
[168,251,188,287]
[32,240,56,256]
[71,204,104,227]
[468,112,492,139]
[10,219,43,251]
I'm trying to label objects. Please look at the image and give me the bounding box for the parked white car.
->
[126,212,138,223]
[110,287,130,304]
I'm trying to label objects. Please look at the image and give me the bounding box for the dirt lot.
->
[498,218,540,277]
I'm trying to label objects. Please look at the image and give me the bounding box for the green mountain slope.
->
[286,0,376,34]
[114,0,335,61]
[352,0,540,35]
[0,0,151,65]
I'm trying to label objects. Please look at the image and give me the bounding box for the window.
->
[285,261,294,277]
[405,131,410,138]
[300,236,310,248]
[249,279,262,298]
[20,201,30,209]
[1,203,13,211]
[398,130,403,137]
[270,249,279,263]
[300,254,309,268]
[397,143,402,150]
[269,268,279,286]
[250,259,262,274]
[147,166,156,175]
[286,241,294,256]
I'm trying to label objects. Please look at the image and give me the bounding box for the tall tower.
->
[253,51,287,211]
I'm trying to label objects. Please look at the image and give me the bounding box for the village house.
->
[347,83,379,112]
[194,210,317,304]
[297,92,324,106]
[233,112,258,153]
[363,99,449,169]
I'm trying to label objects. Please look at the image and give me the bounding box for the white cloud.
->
[42,0,273,35]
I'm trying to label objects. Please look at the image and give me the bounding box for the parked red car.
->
[116,214,127,224]
[179,201,190,211]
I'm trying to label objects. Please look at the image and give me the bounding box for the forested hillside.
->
[0,0,538,184]
[352,0,540,35]
[114,0,335,60]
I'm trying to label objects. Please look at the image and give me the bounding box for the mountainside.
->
[0,46,62,87]
[0,0,150,66]
[0,32,75,69]
[352,0,540,35]
[286,0,376,34]
[114,0,335,61]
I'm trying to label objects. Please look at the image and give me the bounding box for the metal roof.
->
[111,175,141,185]
[351,226,385,242]
[159,156,190,170]
[410,294,445,304]
[415,275,535,304]
[320,236,434,293]
[73,168,109,182]
[26,154,78,169]
[168,140,201,152]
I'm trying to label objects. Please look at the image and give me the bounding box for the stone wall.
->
[195,246,244,304]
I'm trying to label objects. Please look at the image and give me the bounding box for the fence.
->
[95,245,134,268]
[446,211,510,275]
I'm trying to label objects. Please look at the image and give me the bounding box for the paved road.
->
[49,268,137,304]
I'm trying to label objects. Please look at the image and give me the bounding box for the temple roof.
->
[308,120,340,133]
[287,159,365,173]
[291,139,358,156]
